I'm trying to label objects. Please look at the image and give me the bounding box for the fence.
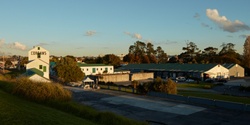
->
[99,85,137,93]
[98,85,250,112]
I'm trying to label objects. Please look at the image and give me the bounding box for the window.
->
[43,66,46,72]
[110,68,112,70]
[82,69,84,71]
[38,47,40,50]
[92,68,96,73]
[37,53,41,58]
[105,68,108,71]
[87,68,88,71]
[97,68,98,70]
[101,68,102,70]
[39,65,42,69]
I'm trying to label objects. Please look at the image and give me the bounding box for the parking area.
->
[65,86,250,125]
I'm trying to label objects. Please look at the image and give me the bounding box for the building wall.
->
[28,46,50,63]
[205,65,229,79]
[26,59,49,79]
[99,74,130,82]
[131,72,154,81]
[26,46,50,80]
[229,64,245,77]
[29,74,50,83]
[80,66,114,75]
[98,72,154,83]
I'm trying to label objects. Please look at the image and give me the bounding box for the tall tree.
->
[243,36,250,68]
[146,42,157,63]
[156,46,168,63]
[181,41,200,63]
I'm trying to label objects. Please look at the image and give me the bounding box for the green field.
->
[0,89,97,125]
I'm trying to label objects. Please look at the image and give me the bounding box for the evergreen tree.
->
[243,36,250,68]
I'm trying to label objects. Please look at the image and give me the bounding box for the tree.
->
[55,57,84,83]
[102,54,121,68]
[181,41,200,63]
[156,46,168,63]
[243,36,250,68]
[5,59,13,69]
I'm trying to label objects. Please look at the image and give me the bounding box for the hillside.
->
[0,89,97,125]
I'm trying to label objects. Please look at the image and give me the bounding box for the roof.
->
[77,63,112,67]
[82,77,94,83]
[23,68,44,77]
[119,63,218,72]
[222,63,236,69]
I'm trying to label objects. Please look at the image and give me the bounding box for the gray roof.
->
[222,63,236,69]
[120,63,218,72]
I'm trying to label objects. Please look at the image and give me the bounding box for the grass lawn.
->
[178,90,250,104]
[0,90,98,125]
[177,83,215,89]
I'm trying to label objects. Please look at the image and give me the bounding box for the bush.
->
[203,85,212,89]
[12,77,72,102]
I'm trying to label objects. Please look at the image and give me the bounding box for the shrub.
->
[203,85,212,89]
[12,77,72,102]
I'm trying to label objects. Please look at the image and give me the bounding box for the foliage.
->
[125,41,168,64]
[137,77,177,94]
[11,77,72,102]
[55,57,84,82]
[243,36,250,68]
[0,90,97,125]
[102,54,121,68]
[0,78,147,125]
[4,59,13,69]
[160,78,177,94]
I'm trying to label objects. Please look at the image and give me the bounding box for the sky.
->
[0,0,250,57]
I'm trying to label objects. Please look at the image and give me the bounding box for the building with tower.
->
[24,46,50,82]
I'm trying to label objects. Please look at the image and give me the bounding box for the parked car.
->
[185,79,195,83]
[176,77,186,82]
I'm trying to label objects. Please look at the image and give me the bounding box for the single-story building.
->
[77,63,114,76]
[222,63,244,77]
[119,63,230,81]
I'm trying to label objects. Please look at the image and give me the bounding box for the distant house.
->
[119,63,229,81]
[77,63,114,76]
[222,63,244,77]
[24,46,50,82]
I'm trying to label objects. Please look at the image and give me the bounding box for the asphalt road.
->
[65,86,250,125]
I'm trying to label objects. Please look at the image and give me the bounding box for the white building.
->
[78,63,114,76]
[25,46,50,82]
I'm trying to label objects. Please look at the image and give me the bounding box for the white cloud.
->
[85,30,96,36]
[124,32,142,39]
[9,42,27,50]
[206,9,250,33]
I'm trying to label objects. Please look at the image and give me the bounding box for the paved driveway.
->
[66,86,250,125]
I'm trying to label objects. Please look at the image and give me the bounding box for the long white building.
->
[77,63,114,76]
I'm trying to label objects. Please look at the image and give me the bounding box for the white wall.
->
[27,46,50,79]
[80,65,114,75]
[28,46,50,63]
[26,59,50,79]
[205,65,229,78]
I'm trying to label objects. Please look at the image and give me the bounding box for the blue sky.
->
[0,0,250,57]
